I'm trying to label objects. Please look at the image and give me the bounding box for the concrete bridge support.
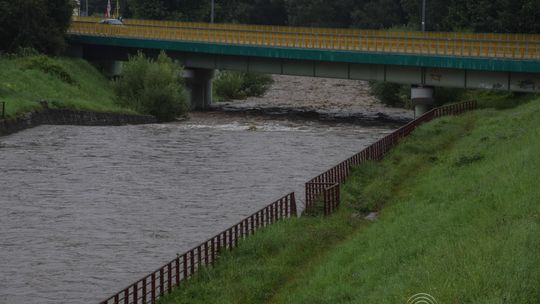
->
[411,86,434,117]
[186,68,215,110]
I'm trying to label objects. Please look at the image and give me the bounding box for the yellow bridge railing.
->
[69,17,540,60]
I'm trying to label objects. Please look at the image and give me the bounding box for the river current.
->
[0,113,391,303]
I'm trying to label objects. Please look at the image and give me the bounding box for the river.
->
[0,112,391,303]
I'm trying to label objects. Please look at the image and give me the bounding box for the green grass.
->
[161,97,540,304]
[0,55,135,118]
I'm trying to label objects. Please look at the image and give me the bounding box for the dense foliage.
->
[113,52,188,121]
[213,71,273,101]
[97,0,540,34]
[0,0,73,54]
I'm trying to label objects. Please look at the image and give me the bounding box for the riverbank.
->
[161,97,540,303]
[0,102,156,137]
[0,55,161,136]
[0,55,135,118]
[212,75,413,125]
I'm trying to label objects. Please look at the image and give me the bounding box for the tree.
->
[351,0,406,29]
[0,0,73,54]
[286,0,356,27]
[113,51,188,121]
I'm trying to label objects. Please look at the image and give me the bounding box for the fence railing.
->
[100,192,296,304]
[304,100,477,215]
[72,16,540,43]
[99,100,477,303]
[68,18,540,60]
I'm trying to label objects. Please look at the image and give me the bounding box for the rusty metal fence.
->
[99,100,476,303]
[304,100,477,215]
[100,192,296,304]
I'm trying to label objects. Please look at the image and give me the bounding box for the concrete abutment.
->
[411,86,434,117]
[185,68,215,110]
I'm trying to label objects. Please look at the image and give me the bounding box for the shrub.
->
[370,81,467,108]
[242,72,273,97]
[369,81,409,107]
[113,51,188,121]
[433,86,466,106]
[213,71,273,101]
[214,71,246,100]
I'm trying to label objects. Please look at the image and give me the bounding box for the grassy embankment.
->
[161,98,540,303]
[0,55,134,118]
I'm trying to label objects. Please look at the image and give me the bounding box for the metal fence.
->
[69,17,540,60]
[100,192,296,304]
[99,100,476,303]
[304,100,477,215]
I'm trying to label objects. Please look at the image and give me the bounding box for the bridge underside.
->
[78,44,540,94]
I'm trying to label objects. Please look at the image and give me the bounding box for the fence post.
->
[142,277,147,303]
[290,192,297,217]
[1,101,5,119]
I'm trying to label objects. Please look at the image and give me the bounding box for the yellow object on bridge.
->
[69,16,540,60]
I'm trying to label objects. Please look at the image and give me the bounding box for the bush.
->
[242,72,273,97]
[213,71,273,101]
[433,86,466,106]
[370,81,467,108]
[369,81,409,107]
[113,51,188,121]
[214,71,246,100]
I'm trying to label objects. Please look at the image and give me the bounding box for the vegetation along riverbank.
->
[160,98,540,303]
[0,54,135,119]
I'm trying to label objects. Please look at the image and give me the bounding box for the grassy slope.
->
[161,99,540,304]
[0,56,134,118]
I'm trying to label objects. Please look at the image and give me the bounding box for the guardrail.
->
[304,100,477,215]
[100,192,296,304]
[72,16,540,42]
[69,17,540,60]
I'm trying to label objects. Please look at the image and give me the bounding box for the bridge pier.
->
[186,68,215,110]
[411,86,434,117]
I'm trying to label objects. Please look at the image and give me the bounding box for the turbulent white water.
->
[0,113,391,303]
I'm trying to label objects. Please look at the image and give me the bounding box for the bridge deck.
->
[69,17,540,61]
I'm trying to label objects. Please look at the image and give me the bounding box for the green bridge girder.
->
[67,34,540,93]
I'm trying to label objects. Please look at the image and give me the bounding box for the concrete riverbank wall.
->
[0,103,157,137]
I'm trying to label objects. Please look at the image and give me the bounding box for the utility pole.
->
[421,0,426,31]
[211,0,215,23]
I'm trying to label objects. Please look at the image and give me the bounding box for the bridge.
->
[67,17,540,113]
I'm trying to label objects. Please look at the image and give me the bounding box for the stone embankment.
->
[211,75,413,126]
[0,102,156,137]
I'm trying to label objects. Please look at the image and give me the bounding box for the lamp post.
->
[421,0,426,31]
[85,0,88,16]
[211,0,215,23]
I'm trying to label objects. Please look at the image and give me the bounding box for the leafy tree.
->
[130,0,209,21]
[352,0,406,29]
[286,0,356,27]
[113,51,188,121]
[0,0,73,54]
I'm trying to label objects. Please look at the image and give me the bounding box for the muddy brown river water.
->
[0,113,392,303]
